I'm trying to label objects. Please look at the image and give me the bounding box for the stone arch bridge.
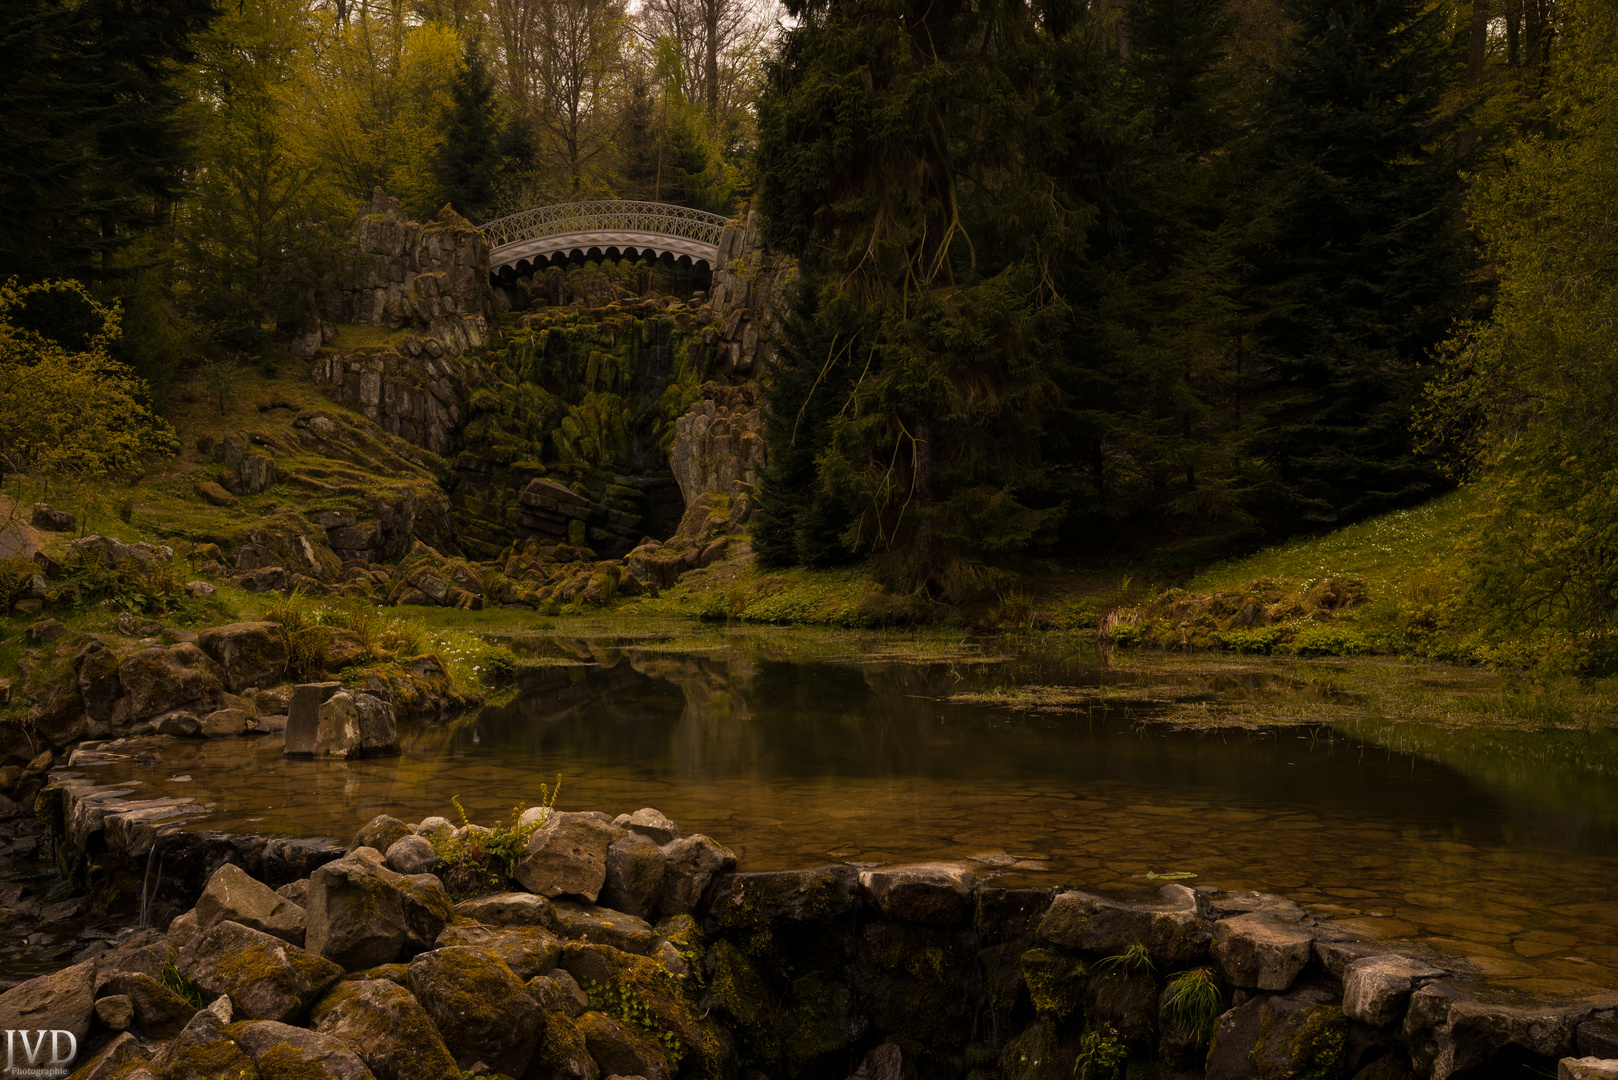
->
[480,200,732,281]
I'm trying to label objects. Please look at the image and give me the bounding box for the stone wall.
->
[308,343,475,458]
[26,785,1618,1080]
[320,188,493,357]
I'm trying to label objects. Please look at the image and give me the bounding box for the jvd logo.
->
[3,1029,77,1078]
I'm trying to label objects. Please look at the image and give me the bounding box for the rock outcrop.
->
[325,188,492,357]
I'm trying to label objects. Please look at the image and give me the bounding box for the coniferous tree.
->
[431,42,534,222]
[1242,0,1473,526]
[0,0,218,280]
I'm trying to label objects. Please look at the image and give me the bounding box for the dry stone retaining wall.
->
[24,788,1618,1080]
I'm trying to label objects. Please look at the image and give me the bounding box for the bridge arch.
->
[480,200,732,280]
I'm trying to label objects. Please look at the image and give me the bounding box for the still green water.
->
[75,630,1618,992]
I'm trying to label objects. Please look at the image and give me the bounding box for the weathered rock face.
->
[308,977,461,1080]
[116,643,224,722]
[0,960,97,1046]
[432,922,562,979]
[98,971,197,1039]
[324,188,491,358]
[406,946,542,1076]
[66,535,173,569]
[1210,911,1315,991]
[195,862,308,946]
[515,477,595,543]
[305,849,452,970]
[177,920,343,1023]
[708,208,796,377]
[514,810,623,902]
[1404,980,1618,1080]
[576,1009,672,1080]
[233,1020,375,1080]
[309,349,471,458]
[1344,954,1446,1028]
[309,691,399,758]
[601,831,668,920]
[670,396,767,508]
[196,622,287,692]
[1206,988,1347,1080]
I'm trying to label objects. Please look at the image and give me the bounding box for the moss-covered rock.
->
[308,977,459,1080]
[1250,1001,1347,1080]
[406,945,541,1076]
[433,922,561,979]
[177,920,343,1024]
[155,1003,260,1080]
[1020,946,1088,1024]
[999,1021,1070,1080]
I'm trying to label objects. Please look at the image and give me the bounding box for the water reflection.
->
[72,635,1618,991]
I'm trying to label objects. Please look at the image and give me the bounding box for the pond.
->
[67,626,1618,993]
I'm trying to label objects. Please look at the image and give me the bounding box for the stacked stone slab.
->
[515,478,594,542]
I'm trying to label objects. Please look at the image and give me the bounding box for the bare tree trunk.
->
[704,0,719,120]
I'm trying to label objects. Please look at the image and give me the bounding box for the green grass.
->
[1188,490,1473,599]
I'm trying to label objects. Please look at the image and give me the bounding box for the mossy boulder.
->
[998,1021,1070,1080]
[1020,946,1087,1023]
[197,622,288,692]
[559,941,722,1071]
[575,1010,670,1080]
[432,922,562,979]
[308,978,459,1080]
[232,1019,375,1080]
[116,643,224,722]
[177,920,343,1024]
[406,946,541,1077]
[155,1001,260,1080]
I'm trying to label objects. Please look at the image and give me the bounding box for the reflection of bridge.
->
[480,200,731,279]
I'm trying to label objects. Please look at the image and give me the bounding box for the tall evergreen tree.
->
[431,41,533,222]
[754,0,1126,598]
[0,0,218,280]
[1242,0,1473,526]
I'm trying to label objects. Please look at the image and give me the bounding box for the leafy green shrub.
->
[1109,622,1142,647]
[1288,624,1371,657]
[430,784,561,898]
[1217,627,1285,654]
[1074,1025,1127,1080]
[478,646,519,684]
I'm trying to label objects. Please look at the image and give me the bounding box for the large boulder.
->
[433,922,562,979]
[0,961,97,1048]
[233,1020,376,1080]
[197,622,288,692]
[305,850,452,970]
[1037,885,1208,970]
[703,867,863,933]
[601,831,668,920]
[514,811,622,902]
[1344,955,1446,1028]
[74,640,124,722]
[659,834,737,917]
[352,692,399,756]
[308,978,460,1080]
[178,920,343,1023]
[117,643,224,721]
[284,681,342,756]
[153,998,259,1080]
[195,863,307,947]
[859,863,976,925]
[550,901,660,955]
[406,946,542,1077]
[1404,981,1618,1080]
[1211,913,1315,991]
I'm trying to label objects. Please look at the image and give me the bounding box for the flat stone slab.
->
[1038,884,1207,969]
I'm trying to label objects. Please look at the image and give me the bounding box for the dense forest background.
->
[1,0,1616,664]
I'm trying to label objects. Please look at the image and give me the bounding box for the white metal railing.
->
[479,200,731,253]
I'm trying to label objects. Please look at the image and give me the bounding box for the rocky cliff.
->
[316,188,493,358]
